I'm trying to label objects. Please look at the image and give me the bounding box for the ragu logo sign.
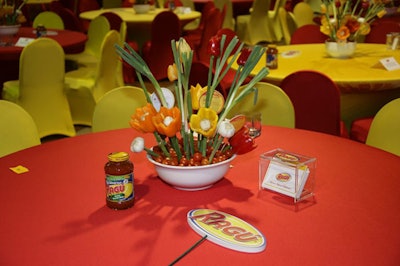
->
[187,209,266,253]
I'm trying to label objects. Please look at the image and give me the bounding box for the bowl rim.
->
[147,153,237,169]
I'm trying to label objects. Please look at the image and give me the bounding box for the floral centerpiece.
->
[320,0,390,43]
[0,0,27,26]
[115,35,268,188]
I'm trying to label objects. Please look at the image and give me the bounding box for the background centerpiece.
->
[0,0,27,45]
[320,0,389,58]
[116,34,268,190]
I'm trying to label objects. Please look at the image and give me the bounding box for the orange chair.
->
[364,20,400,44]
[280,70,349,137]
[290,24,327,44]
[141,11,181,80]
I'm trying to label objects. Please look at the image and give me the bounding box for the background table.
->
[0,27,87,99]
[232,43,400,129]
[1,126,399,265]
[193,0,254,17]
[79,7,201,48]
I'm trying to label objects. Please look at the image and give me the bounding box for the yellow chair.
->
[278,7,297,45]
[293,2,315,28]
[65,30,122,126]
[181,0,200,31]
[268,0,287,43]
[366,98,400,156]
[92,86,147,132]
[65,15,110,66]
[32,11,65,30]
[0,100,41,158]
[236,0,277,45]
[2,38,76,139]
[214,0,235,30]
[227,82,295,128]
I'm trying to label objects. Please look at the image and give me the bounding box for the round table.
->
[231,43,400,129]
[79,7,201,47]
[0,27,87,98]
[0,126,399,265]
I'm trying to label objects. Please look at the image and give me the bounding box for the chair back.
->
[0,100,41,157]
[214,0,235,30]
[278,7,297,45]
[292,2,315,28]
[102,0,123,8]
[290,24,327,44]
[366,98,400,156]
[18,38,75,138]
[245,0,277,44]
[280,70,342,136]
[364,21,400,44]
[50,3,84,32]
[32,11,65,29]
[93,30,122,102]
[92,86,147,132]
[141,11,181,80]
[84,15,111,58]
[227,82,295,128]
[196,7,225,62]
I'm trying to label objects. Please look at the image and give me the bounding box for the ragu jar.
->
[104,152,134,210]
[266,44,278,69]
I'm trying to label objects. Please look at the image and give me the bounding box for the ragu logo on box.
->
[187,209,266,253]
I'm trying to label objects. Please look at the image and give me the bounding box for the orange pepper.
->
[129,103,157,133]
[152,106,182,137]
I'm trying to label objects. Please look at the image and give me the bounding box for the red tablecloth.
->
[0,126,399,265]
[0,27,87,98]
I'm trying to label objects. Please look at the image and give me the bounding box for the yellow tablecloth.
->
[231,43,400,130]
[80,8,201,48]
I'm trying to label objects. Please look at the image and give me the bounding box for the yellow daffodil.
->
[190,84,207,110]
[190,107,218,137]
[167,64,178,82]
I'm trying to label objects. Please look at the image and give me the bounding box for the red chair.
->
[195,5,226,62]
[280,70,349,137]
[364,20,400,44]
[290,24,328,44]
[350,117,373,143]
[50,2,84,32]
[141,11,181,81]
[183,1,217,47]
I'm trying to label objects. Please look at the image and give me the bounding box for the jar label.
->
[105,173,134,202]
[266,54,277,65]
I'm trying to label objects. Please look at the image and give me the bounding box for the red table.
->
[0,126,399,265]
[0,27,87,98]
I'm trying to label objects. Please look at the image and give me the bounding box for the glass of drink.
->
[245,112,262,138]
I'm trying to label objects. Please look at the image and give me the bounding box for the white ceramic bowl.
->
[325,41,356,58]
[147,154,236,191]
[133,4,150,14]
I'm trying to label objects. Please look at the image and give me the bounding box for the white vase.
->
[133,4,150,14]
[325,41,357,59]
[0,24,20,46]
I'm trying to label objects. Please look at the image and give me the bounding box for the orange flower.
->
[152,106,182,137]
[336,26,350,40]
[130,103,157,133]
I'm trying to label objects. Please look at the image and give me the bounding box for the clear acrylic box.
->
[258,148,316,210]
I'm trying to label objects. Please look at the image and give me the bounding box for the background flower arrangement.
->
[320,0,391,42]
[116,35,269,166]
[0,0,27,26]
